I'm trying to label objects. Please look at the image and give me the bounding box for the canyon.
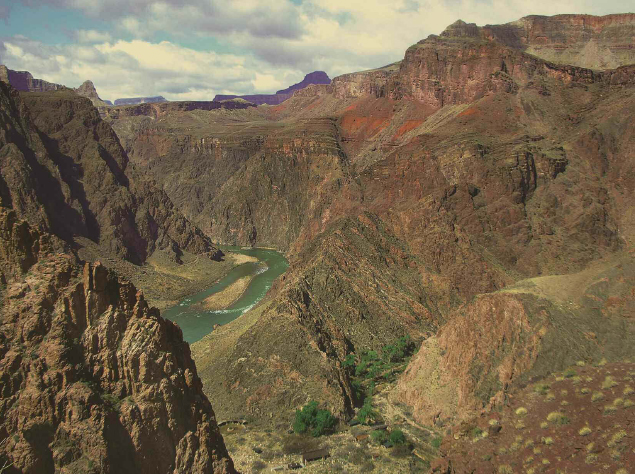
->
[1,11,634,474]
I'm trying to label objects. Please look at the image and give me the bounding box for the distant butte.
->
[213,70,331,105]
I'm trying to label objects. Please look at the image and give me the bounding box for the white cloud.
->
[251,73,283,92]
[0,35,301,101]
[75,29,112,43]
[4,0,631,99]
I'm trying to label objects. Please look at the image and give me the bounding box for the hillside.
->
[97,12,635,437]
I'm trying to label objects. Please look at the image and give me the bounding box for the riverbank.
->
[195,275,254,311]
[163,247,289,344]
[77,239,238,310]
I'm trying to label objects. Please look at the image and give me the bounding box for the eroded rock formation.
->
[0,209,236,474]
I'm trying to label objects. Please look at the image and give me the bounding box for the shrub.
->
[343,354,356,369]
[515,407,528,416]
[578,426,592,436]
[293,401,337,437]
[381,335,415,363]
[602,376,618,389]
[564,369,577,378]
[546,412,569,425]
[389,430,406,445]
[591,391,604,402]
[356,399,377,425]
[371,430,388,445]
[431,436,442,448]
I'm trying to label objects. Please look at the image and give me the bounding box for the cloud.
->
[4,0,631,99]
[75,29,112,43]
[0,34,302,101]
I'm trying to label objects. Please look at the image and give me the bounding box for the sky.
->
[0,0,631,101]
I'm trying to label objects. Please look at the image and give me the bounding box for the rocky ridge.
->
[108,13,635,428]
[0,82,221,267]
[0,208,236,474]
[0,65,64,93]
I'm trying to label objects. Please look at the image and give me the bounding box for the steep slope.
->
[115,13,635,424]
[0,208,236,474]
[74,80,111,107]
[0,65,64,92]
[485,13,635,69]
[0,82,220,266]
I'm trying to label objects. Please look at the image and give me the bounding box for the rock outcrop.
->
[213,71,331,105]
[484,14,635,69]
[0,82,221,265]
[0,208,236,474]
[0,65,64,92]
[74,80,111,107]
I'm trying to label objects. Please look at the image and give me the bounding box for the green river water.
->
[163,247,288,344]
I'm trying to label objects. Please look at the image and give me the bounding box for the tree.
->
[293,401,337,437]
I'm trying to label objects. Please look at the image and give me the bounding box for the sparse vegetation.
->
[546,411,569,425]
[515,407,527,416]
[602,376,619,389]
[607,430,627,448]
[591,391,605,402]
[579,426,592,436]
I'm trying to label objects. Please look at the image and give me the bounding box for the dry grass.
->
[591,391,605,402]
[607,430,627,448]
[602,376,619,389]
[579,426,592,436]
[515,407,527,416]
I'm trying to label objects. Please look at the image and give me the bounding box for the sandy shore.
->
[196,275,253,311]
[228,253,259,265]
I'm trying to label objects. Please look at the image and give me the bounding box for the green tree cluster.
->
[293,401,337,437]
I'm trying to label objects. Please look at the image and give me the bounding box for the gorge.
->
[1,10,635,474]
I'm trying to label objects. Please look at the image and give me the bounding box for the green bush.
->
[371,430,388,445]
[389,429,406,445]
[356,398,377,425]
[382,336,415,363]
[293,401,337,437]
[343,354,356,369]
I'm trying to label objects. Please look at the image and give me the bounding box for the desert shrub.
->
[579,426,592,436]
[356,398,377,425]
[343,354,356,369]
[293,401,337,437]
[389,429,406,445]
[371,430,388,445]
[431,436,442,448]
[515,407,528,416]
[381,335,415,363]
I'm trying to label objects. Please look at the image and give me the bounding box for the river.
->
[163,247,289,344]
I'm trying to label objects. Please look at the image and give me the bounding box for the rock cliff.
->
[0,82,220,265]
[0,208,236,473]
[74,80,111,108]
[213,71,331,105]
[0,65,64,93]
[484,14,635,69]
